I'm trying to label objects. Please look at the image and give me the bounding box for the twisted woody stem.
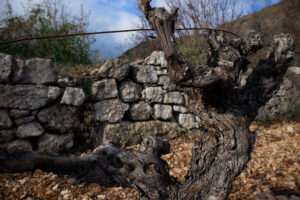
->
[0,1,295,200]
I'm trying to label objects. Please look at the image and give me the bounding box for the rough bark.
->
[0,1,295,200]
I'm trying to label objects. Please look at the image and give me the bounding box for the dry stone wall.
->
[0,51,299,153]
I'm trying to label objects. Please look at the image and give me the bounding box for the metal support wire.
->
[0,27,240,45]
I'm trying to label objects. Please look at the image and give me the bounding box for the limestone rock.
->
[129,102,152,121]
[145,51,167,67]
[132,65,158,84]
[94,99,129,122]
[9,109,30,118]
[101,121,183,146]
[178,113,199,129]
[15,116,35,125]
[288,66,300,75]
[61,87,85,106]
[0,129,15,144]
[7,140,32,150]
[142,87,163,103]
[57,77,76,87]
[38,133,73,153]
[164,91,184,105]
[0,84,61,110]
[119,81,142,102]
[156,67,168,75]
[153,104,173,120]
[37,104,80,133]
[16,122,44,138]
[158,76,176,91]
[0,110,12,129]
[13,58,57,85]
[0,53,12,83]
[173,105,188,113]
[94,58,130,81]
[91,79,118,101]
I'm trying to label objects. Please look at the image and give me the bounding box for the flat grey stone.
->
[7,140,32,150]
[164,91,184,104]
[60,87,85,106]
[38,133,73,153]
[158,76,176,91]
[173,105,188,113]
[0,53,12,83]
[93,58,130,81]
[0,129,15,144]
[129,102,152,121]
[9,109,31,118]
[13,58,57,85]
[119,81,142,102]
[16,122,44,138]
[153,104,173,121]
[178,113,199,129]
[101,121,183,146]
[37,104,80,133]
[14,116,35,125]
[132,65,158,84]
[142,87,163,103]
[0,84,61,110]
[94,99,129,122]
[145,51,167,67]
[91,79,118,101]
[0,110,12,129]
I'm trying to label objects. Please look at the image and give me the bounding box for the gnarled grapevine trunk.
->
[0,1,295,199]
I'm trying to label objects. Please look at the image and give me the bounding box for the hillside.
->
[122,0,300,66]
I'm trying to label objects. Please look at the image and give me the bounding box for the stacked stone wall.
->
[0,51,299,153]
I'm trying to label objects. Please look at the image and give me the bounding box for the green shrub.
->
[0,0,96,64]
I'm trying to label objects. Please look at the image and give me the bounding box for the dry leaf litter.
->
[0,122,299,200]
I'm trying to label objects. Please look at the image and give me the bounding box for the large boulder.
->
[91,79,118,101]
[94,99,129,123]
[37,104,80,133]
[0,84,61,110]
[38,133,73,153]
[129,102,152,121]
[0,110,12,129]
[0,53,12,83]
[119,81,142,102]
[93,58,130,82]
[132,65,158,84]
[142,87,163,103]
[101,121,184,147]
[153,104,173,121]
[16,122,44,138]
[13,58,57,85]
[60,87,85,106]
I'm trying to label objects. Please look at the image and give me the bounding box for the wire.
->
[0,27,240,45]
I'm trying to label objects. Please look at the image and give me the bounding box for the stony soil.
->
[0,122,299,200]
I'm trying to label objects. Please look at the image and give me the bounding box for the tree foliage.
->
[0,0,96,64]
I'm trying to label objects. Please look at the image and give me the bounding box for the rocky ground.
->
[0,122,299,200]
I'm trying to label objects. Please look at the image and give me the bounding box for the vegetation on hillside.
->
[122,0,300,67]
[0,0,96,64]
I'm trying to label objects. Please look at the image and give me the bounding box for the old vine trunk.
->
[0,0,295,199]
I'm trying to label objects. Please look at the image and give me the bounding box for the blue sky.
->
[1,0,280,59]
